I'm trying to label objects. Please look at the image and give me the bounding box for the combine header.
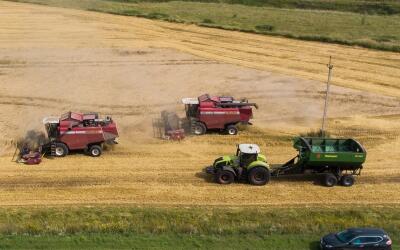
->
[42,112,118,157]
[156,94,258,139]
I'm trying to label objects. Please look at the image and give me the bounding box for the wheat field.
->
[0,1,399,206]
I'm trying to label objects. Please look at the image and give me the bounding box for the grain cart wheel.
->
[88,145,102,157]
[193,122,206,135]
[54,143,68,157]
[248,167,270,186]
[322,173,338,187]
[226,125,238,135]
[340,175,355,187]
[215,170,234,184]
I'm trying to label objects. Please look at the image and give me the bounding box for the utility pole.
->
[321,56,333,137]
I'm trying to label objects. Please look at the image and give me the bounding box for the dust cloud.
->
[16,130,47,151]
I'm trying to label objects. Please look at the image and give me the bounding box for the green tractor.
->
[206,144,270,185]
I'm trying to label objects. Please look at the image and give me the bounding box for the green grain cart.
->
[206,137,366,187]
[272,137,366,187]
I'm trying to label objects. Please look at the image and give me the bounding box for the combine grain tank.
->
[42,112,118,157]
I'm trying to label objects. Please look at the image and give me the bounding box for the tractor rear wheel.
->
[215,170,234,184]
[54,143,68,157]
[322,173,338,187]
[248,167,270,186]
[88,145,102,157]
[226,125,238,135]
[193,122,206,135]
[340,175,355,187]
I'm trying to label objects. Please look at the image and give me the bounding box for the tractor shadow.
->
[196,165,326,186]
[270,164,322,186]
[195,168,215,183]
[272,175,322,186]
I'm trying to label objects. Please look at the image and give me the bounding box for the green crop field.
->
[0,206,398,249]
[108,0,400,15]
[7,0,400,52]
[0,234,317,249]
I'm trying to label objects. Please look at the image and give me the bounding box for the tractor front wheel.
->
[88,145,102,157]
[193,122,206,135]
[226,125,238,135]
[340,175,355,187]
[54,143,68,157]
[248,167,270,186]
[322,173,338,187]
[215,170,234,184]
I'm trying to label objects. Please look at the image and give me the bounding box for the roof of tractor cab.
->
[238,144,260,154]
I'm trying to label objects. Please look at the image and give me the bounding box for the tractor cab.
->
[236,144,260,168]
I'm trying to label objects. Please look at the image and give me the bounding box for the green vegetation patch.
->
[107,0,400,15]
[0,206,398,249]
[0,234,319,250]
[0,206,398,236]
[7,0,400,52]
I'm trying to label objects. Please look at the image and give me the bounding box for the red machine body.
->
[197,94,254,129]
[182,94,258,135]
[43,112,118,156]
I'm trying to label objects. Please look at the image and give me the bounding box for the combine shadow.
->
[43,149,89,159]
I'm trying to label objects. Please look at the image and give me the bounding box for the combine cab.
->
[42,112,118,157]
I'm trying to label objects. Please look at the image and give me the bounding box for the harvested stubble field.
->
[0,1,399,207]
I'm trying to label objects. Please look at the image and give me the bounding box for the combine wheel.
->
[193,122,206,135]
[215,170,234,184]
[54,143,68,157]
[322,173,338,187]
[340,175,355,187]
[248,167,270,186]
[226,125,238,135]
[88,145,102,157]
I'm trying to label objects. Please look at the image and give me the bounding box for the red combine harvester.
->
[157,94,258,139]
[183,94,259,135]
[42,112,118,157]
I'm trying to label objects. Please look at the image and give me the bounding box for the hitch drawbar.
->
[205,166,214,174]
